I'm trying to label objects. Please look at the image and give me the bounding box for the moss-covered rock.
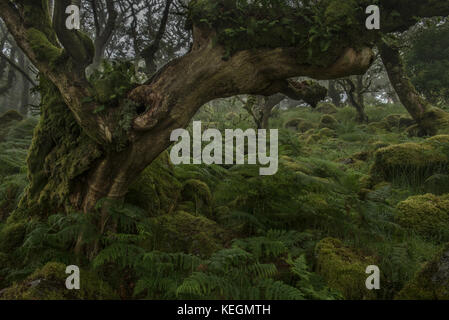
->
[383,114,401,129]
[316,102,338,114]
[126,152,182,216]
[180,179,213,218]
[318,115,338,130]
[427,134,449,145]
[366,121,390,133]
[150,211,226,258]
[285,118,315,133]
[396,194,449,240]
[318,127,336,138]
[370,141,449,184]
[0,262,118,300]
[396,243,449,300]
[0,221,27,253]
[315,237,376,300]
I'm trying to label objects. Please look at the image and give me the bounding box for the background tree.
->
[404,18,449,107]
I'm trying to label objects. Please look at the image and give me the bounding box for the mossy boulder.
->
[316,102,338,114]
[318,115,338,130]
[427,134,449,145]
[315,237,376,300]
[366,121,390,133]
[304,133,321,145]
[396,194,449,240]
[383,114,402,129]
[0,262,118,300]
[371,141,390,151]
[180,179,213,218]
[126,152,182,216]
[150,211,226,257]
[0,221,27,253]
[396,243,449,300]
[370,141,449,184]
[284,118,315,133]
[318,127,336,138]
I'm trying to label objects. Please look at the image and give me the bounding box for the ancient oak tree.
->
[0,0,448,217]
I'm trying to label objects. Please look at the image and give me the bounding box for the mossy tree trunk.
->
[328,80,342,107]
[339,76,369,123]
[380,40,449,135]
[1,0,449,220]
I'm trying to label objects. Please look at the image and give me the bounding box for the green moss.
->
[15,77,103,217]
[0,184,21,222]
[0,221,27,253]
[150,211,226,258]
[366,121,390,133]
[315,237,376,300]
[318,127,336,138]
[0,262,118,300]
[316,102,338,114]
[424,174,449,195]
[383,114,402,129]
[181,179,213,218]
[396,243,449,300]
[427,134,449,145]
[370,141,449,185]
[285,118,315,133]
[89,61,136,106]
[398,115,415,129]
[319,114,338,130]
[396,194,449,240]
[26,28,62,64]
[126,152,182,216]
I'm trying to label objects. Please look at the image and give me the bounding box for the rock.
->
[396,194,449,239]
[316,102,338,114]
[149,211,227,258]
[318,115,338,130]
[396,243,449,300]
[383,114,401,129]
[315,237,376,300]
[370,141,449,184]
[284,118,315,133]
[0,262,118,300]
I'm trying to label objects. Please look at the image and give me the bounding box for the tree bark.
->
[328,80,342,107]
[379,41,449,135]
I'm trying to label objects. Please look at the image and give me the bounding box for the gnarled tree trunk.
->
[380,41,449,135]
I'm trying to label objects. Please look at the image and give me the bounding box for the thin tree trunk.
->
[328,80,342,107]
[18,52,30,115]
[379,41,449,135]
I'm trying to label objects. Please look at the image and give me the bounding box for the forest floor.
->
[0,102,449,300]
